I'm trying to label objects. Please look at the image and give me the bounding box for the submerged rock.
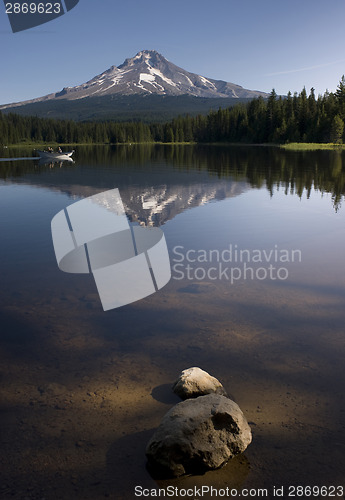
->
[146,393,252,477]
[172,367,227,400]
[38,383,66,396]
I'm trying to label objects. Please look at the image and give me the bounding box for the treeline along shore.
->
[2,77,345,146]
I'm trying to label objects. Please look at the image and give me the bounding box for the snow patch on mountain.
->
[149,67,177,88]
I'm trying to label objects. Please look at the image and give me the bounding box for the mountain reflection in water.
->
[1,145,345,223]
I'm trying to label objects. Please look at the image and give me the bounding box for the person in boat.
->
[48,147,53,153]
[57,147,62,153]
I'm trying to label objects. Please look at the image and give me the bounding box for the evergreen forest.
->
[2,77,345,146]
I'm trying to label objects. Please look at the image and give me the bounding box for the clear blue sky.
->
[1,0,345,105]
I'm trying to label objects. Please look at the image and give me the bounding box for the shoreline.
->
[3,141,345,150]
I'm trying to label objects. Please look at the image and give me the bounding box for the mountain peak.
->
[119,50,167,69]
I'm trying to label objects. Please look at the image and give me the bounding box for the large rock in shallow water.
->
[172,367,227,400]
[146,394,252,477]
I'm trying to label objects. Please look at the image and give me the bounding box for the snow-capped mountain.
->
[1,50,268,109]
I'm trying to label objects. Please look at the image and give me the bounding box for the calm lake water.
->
[1,145,345,499]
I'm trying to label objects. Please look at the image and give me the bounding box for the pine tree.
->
[330,115,344,144]
[335,75,345,119]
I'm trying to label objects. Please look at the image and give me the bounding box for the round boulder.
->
[172,367,227,400]
[146,393,252,477]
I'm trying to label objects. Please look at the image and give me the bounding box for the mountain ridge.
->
[0,50,268,110]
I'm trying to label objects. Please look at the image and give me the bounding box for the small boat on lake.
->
[37,150,74,160]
